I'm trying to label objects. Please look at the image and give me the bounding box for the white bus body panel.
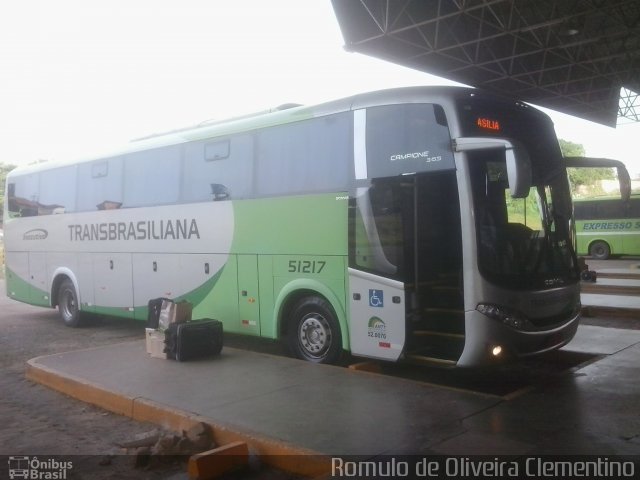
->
[7,252,29,299]
[93,253,134,309]
[28,252,48,304]
[76,253,95,308]
[131,252,228,307]
[5,202,235,310]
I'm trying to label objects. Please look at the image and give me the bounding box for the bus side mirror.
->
[563,156,631,202]
[617,166,631,202]
[505,144,531,198]
[452,137,532,198]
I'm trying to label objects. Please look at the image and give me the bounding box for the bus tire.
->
[589,240,610,260]
[287,296,342,364]
[57,279,83,327]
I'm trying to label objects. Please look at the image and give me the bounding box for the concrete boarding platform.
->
[588,278,640,288]
[27,325,640,474]
[581,292,640,317]
[580,277,640,297]
[595,267,640,280]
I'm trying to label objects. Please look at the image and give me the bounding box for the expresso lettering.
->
[583,221,640,231]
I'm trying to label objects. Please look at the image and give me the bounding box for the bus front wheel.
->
[589,241,611,260]
[287,296,342,364]
[58,279,83,327]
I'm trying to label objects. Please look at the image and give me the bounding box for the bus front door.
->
[348,180,407,361]
[403,172,465,364]
[348,267,406,361]
[348,172,464,364]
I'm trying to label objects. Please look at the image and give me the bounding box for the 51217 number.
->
[288,260,326,274]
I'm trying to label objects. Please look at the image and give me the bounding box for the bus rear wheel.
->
[58,279,83,327]
[287,296,342,364]
[589,240,611,260]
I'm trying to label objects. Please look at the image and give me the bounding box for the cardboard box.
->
[145,328,167,359]
[158,300,193,331]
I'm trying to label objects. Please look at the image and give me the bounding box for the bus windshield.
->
[470,152,578,289]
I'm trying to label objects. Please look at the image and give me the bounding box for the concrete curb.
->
[26,356,331,478]
[581,305,640,319]
[580,283,640,296]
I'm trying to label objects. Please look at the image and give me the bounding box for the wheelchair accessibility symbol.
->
[369,289,384,308]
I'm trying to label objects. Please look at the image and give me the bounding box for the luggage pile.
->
[145,298,223,361]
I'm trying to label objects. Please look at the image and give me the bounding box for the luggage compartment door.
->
[93,253,134,314]
[132,253,181,320]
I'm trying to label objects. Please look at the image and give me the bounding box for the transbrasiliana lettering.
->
[67,219,200,241]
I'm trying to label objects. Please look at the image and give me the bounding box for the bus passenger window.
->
[38,166,77,215]
[77,157,124,212]
[7,174,39,217]
[183,134,253,203]
[205,140,230,161]
[256,114,350,197]
[124,146,180,207]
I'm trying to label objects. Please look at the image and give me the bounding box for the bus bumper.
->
[456,309,581,367]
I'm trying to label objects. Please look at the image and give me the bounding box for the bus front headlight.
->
[476,303,532,330]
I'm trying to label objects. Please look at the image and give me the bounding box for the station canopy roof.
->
[331,0,640,127]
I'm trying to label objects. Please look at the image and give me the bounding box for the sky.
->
[2,0,639,176]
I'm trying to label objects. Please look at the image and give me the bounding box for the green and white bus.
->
[574,194,640,259]
[565,157,639,260]
[3,87,581,366]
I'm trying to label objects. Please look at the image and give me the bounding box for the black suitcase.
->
[147,297,172,329]
[164,319,223,361]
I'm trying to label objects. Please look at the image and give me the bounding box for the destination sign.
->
[476,117,501,132]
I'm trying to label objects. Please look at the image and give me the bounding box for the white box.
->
[145,328,167,359]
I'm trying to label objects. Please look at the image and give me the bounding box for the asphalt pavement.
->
[0,278,188,478]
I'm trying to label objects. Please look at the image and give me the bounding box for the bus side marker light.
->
[491,346,503,357]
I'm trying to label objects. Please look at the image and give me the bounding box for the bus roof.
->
[8,85,547,177]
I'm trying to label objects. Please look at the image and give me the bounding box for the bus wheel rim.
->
[298,313,331,359]
[61,290,76,320]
